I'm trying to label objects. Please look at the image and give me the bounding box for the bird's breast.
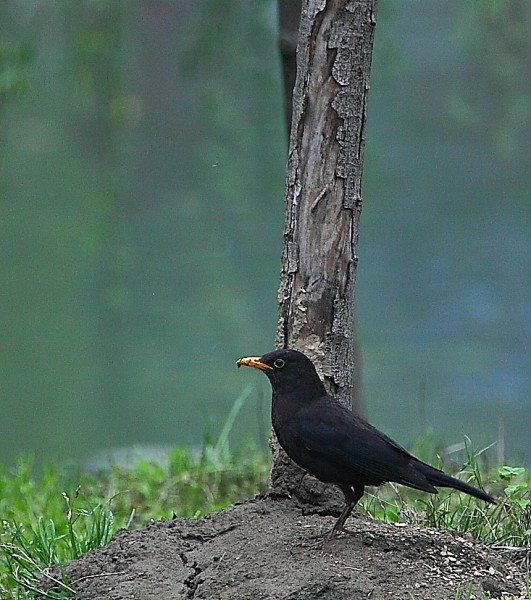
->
[271,398,299,449]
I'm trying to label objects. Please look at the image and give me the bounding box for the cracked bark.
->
[271,0,377,505]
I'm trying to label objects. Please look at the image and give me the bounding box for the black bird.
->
[236,349,495,537]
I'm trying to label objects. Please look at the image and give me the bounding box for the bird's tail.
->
[421,465,496,504]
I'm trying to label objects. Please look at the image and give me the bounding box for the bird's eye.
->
[274,359,285,368]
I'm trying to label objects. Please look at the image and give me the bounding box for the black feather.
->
[238,349,495,537]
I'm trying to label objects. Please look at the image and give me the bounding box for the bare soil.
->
[50,495,526,599]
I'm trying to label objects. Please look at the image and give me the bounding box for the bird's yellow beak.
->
[236,356,273,371]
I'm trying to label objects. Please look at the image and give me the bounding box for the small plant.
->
[0,442,269,598]
[360,440,530,569]
[0,433,529,598]
[0,486,122,598]
[454,577,531,600]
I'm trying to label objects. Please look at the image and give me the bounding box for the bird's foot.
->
[299,535,326,549]
[328,525,355,539]
[297,524,356,548]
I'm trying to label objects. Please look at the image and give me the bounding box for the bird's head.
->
[236,349,326,400]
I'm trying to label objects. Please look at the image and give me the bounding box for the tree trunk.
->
[271,0,377,506]
[278,0,365,418]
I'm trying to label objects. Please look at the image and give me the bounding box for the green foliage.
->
[454,578,531,600]
[0,440,529,598]
[81,443,270,526]
[360,441,531,570]
[0,446,270,598]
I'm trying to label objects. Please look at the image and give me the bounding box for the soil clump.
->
[50,495,526,599]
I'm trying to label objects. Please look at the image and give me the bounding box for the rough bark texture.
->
[271,0,377,503]
[278,0,365,417]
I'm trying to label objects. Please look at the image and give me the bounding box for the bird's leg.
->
[330,485,365,538]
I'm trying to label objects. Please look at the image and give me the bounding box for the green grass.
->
[360,443,531,571]
[0,439,529,599]
[0,445,270,598]
[454,577,531,600]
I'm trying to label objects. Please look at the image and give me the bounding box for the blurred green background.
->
[1,1,529,467]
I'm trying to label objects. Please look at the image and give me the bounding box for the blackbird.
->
[236,348,495,537]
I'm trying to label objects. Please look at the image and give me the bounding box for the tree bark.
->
[271,0,377,505]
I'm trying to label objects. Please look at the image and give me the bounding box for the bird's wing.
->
[295,400,437,492]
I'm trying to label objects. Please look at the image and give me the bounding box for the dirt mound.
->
[50,496,526,599]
